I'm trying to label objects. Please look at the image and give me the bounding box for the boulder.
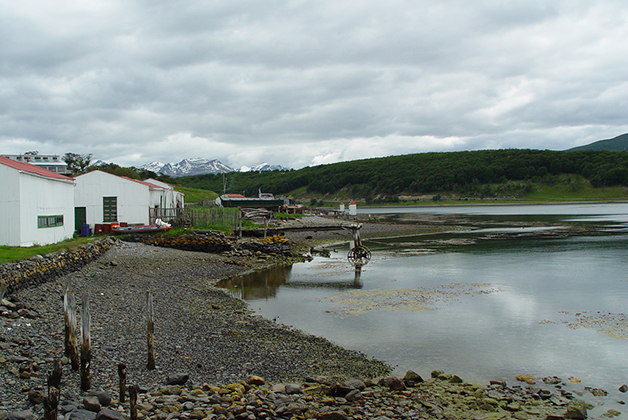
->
[165,373,189,385]
[87,391,112,407]
[95,409,123,420]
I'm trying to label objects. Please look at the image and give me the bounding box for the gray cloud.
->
[2,0,628,169]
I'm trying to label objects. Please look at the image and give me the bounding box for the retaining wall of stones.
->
[0,237,117,295]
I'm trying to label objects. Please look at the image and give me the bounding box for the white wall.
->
[0,165,22,246]
[19,174,75,246]
[75,171,151,228]
[0,166,75,247]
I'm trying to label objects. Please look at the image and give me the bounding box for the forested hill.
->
[177,149,628,200]
[568,133,628,152]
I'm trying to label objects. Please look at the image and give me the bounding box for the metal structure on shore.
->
[344,223,371,269]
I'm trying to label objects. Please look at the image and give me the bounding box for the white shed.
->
[0,156,76,247]
[74,170,169,230]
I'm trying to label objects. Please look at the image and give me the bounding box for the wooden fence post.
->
[118,363,127,403]
[43,359,62,420]
[146,291,156,370]
[80,293,91,391]
[63,290,80,371]
[129,384,139,420]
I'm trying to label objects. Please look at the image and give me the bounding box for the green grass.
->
[175,186,218,204]
[0,236,99,264]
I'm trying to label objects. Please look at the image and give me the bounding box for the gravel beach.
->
[0,216,605,419]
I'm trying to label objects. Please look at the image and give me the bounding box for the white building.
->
[74,171,177,230]
[1,154,69,174]
[0,156,76,247]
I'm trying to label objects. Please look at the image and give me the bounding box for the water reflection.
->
[218,263,364,300]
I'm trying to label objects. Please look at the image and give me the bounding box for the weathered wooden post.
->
[129,384,139,420]
[63,289,80,371]
[43,359,62,420]
[80,293,91,391]
[146,291,156,370]
[118,363,127,403]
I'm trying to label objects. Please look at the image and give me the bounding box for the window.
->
[103,196,118,222]
[38,215,64,228]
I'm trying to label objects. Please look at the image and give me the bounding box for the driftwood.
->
[43,359,62,420]
[63,290,80,371]
[146,291,156,370]
[118,363,127,403]
[129,384,139,420]
[80,293,91,391]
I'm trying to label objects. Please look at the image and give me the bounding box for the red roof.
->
[349,200,356,205]
[0,156,74,182]
[121,176,166,189]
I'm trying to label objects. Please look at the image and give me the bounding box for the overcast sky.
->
[2,1,628,169]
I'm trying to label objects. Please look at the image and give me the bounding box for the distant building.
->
[0,157,75,246]
[74,171,183,232]
[349,200,357,216]
[1,154,69,175]
[215,192,286,211]
[339,202,345,212]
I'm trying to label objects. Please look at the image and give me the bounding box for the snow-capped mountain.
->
[239,162,289,172]
[141,158,235,177]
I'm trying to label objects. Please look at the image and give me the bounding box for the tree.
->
[63,152,92,175]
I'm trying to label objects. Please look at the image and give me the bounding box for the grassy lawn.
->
[0,236,100,264]
[175,186,218,204]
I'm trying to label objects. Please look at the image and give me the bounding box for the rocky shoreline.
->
[0,217,621,419]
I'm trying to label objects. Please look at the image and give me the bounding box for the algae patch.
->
[536,311,628,340]
[320,282,498,315]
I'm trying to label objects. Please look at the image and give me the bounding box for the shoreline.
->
[0,217,620,419]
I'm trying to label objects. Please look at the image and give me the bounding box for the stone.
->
[380,377,406,391]
[27,389,45,404]
[345,389,362,402]
[83,396,102,412]
[247,375,265,385]
[431,370,444,378]
[403,370,424,385]
[619,384,628,393]
[7,411,37,420]
[316,413,347,420]
[343,378,366,390]
[285,384,302,394]
[165,373,189,385]
[88,391,113,407]
[95,409,123,420]
[564,400,587,420]
[66,409,98,420]
[515,374,536,384]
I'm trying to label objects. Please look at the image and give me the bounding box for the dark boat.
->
[111,224,171,234]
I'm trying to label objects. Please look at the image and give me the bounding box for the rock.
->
[59,400,80,414]
[331,385,355,397]
[402,370,424,385]
[95,408,123,420]
[619,384,628,393]
[66,409,98,420]
[449,375,463,384]
[564,400,587,420]
[345,389,362,402]
[7,411,37,420]
[343,378,366,390]
[380,377,406,391]
[316,413,347,420]
[247,375,265,385]
[543,376,562,385]
[87,391,113,407]
[285,384,302,394]
[165,373,189,385]
[515,374,536,384]
[83,396,102,412]
[489,378,507,388]
[431,370,444,378]
[27,389,45,404]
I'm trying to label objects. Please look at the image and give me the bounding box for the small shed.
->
[0,156,76,247]
[74,170,172,231]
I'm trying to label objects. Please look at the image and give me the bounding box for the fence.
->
[149,207,184,224]
[183,207,240,230]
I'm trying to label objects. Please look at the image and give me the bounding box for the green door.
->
[74,207,87,234]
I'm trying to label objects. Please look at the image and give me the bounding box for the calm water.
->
[219,203,628,416]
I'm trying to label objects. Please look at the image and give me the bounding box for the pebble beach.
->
[0,217,610,419]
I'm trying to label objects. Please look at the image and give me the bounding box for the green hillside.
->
[177,149,628,203]
[568,133,628,152]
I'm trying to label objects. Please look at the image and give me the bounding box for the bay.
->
[218,203,628,415]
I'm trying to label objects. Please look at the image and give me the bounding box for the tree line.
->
[176,149,628,199]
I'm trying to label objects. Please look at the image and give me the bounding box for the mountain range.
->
[567,133,628,152]
[140,158,288,177]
